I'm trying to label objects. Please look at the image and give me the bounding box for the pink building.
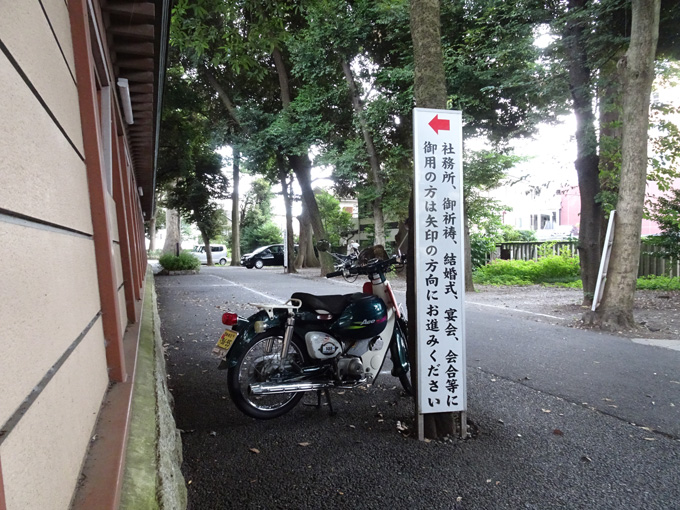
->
[559,180,678,236]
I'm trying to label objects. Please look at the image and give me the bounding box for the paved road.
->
[156,266,680,510]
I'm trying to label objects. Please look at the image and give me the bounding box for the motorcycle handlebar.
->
[325,270,344,278]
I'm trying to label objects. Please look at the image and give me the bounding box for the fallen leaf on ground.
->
[249,448,260,454]
[553,429,563,436]
[298,442,311,447]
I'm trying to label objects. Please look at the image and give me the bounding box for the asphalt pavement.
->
[155,265,680,510]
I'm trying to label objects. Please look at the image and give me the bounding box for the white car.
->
[192,244,229,265]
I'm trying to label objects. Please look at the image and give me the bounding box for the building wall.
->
[559,182,679,236]
[0,2,111,509]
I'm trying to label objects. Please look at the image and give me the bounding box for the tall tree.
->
[409,0,457,440]
[547,0,678,307]
[172,0,334,274]
[231,150,241,266]
[559,0,603,303]
[164,147,229,264]
[593,0,661,329]
[239,178,282,252]
[158,59,229,258]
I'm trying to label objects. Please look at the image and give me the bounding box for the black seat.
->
[291,292,367,315]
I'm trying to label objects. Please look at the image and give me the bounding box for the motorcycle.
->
[212,252,411,419]
[329,243,360,282]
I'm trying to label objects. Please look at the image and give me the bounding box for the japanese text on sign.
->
[413,108,467,414]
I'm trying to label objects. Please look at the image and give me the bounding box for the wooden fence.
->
[490,241,679,278]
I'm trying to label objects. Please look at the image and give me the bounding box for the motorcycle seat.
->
[291,292,367,316]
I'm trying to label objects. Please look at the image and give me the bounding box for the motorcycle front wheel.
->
[227,329,307,419]
[395,317,413,396]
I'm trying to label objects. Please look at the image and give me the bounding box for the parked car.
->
[241,244,286,269]
[192,244,229,265]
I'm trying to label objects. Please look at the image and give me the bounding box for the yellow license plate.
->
[216,328,238,351]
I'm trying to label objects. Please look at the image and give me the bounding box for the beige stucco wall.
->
[0,324,108,510]
[0,54,90,232]
[0,223,103,423]
[0,2,112,509]
[0,1,83,154]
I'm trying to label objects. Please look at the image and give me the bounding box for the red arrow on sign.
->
[428,114,450,134]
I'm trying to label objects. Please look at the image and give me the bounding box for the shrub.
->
[636,275,680,291]
[473,255,580,286]
[470,232,497,268]
[159,251,200,271]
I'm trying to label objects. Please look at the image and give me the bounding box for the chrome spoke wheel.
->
[229,333,305,418]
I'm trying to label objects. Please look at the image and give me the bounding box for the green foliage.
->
[645,188,680,267]
[241,222,283,252]
[500,225,537,242]
[443,0,569,141]
[239,178,282,252]
[159,252,201,271]
[159,55,229,248]
[473,255,581,285]
[470,233,497,268]
[474,269,680,291]
[465,149,523,238]
[636,275,680,291]
[315,190,355,248]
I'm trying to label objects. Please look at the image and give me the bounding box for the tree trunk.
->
[278,156,297,274]
[273,48,333,275]
[597,58,623,249]
[289,154,333,274]
[163,208,181,256]
[410,0,456,440]
[200,229,213,266]
[148,212,157,253]
[563,0,603,306]
[203,68,241,129]
[231,150,241,266]
[341,59,386,246]
[295,209,319,268]
[593,0,660,329]
[464,216,474,292]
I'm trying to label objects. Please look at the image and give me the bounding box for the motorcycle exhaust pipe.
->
[249,381,332,395]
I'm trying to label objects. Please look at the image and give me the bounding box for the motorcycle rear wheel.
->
[227,330,307,419]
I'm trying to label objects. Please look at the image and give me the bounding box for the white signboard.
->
[413,108,467,414]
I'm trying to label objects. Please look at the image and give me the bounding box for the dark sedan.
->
[240,244,285,269]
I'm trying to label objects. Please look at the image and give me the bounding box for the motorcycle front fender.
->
[218,310,283,370]
[389,317,410,377]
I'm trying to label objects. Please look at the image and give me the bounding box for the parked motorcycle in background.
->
[213,242,411,419]
[329,241,361,282]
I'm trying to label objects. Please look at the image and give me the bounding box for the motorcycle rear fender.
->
[218,310,283,370]
[390,317,410,377]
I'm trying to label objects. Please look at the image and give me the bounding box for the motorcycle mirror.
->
[316,239,331,252]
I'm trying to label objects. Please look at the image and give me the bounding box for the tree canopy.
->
[161,0,679,328]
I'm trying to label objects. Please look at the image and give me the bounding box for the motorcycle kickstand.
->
[322,388,336,415]
[307,388,336,416]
